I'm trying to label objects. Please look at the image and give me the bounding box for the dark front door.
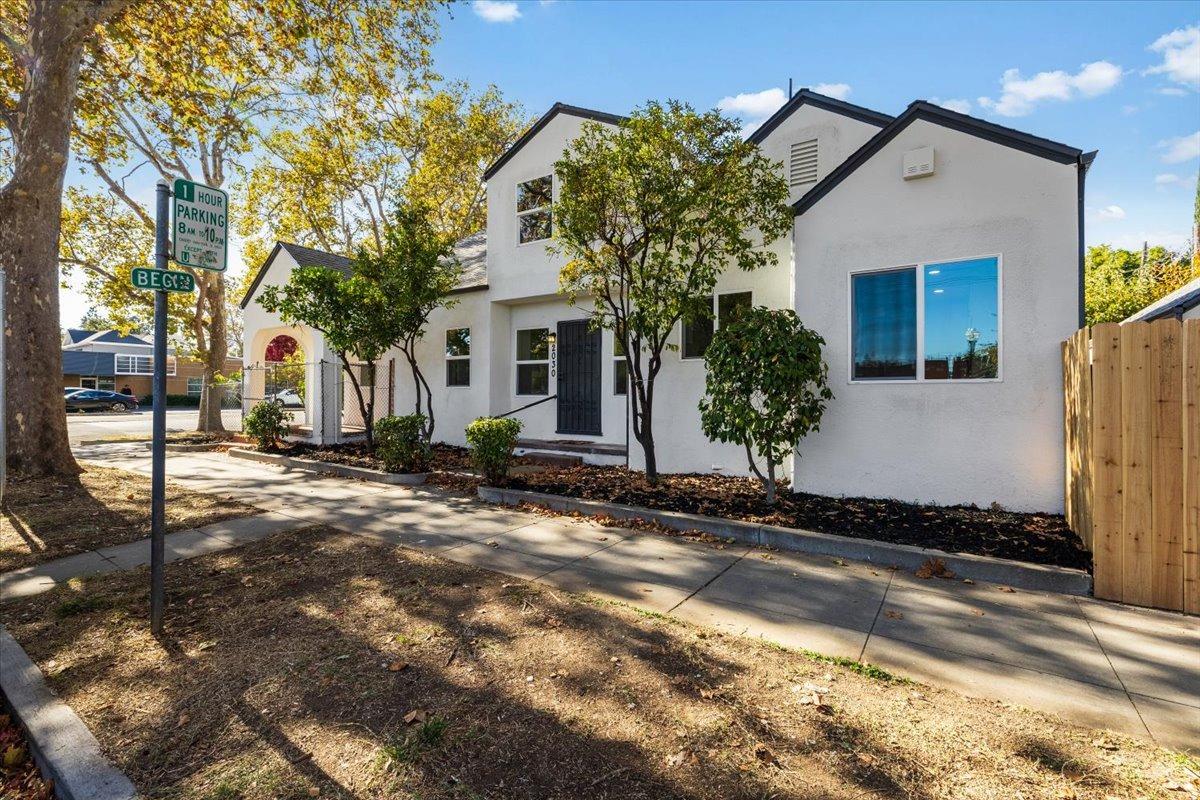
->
[556,319,602,435]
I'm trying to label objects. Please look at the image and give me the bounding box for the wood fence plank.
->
[1077,328,1093,548]
[1184,319,1200,615]
[1149,319,1184,610]
[1062,338,1076,534]
[1091,322,1123,601]
[1121,322,1154,607]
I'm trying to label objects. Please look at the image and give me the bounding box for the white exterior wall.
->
[791,119,1080,512]
[754,104,883,206]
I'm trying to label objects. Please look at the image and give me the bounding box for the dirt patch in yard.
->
[502,467,1090,571]
[0,465,258,573]
[2,525,1188,800]
[272,442,534,475]
[0,708,53,799]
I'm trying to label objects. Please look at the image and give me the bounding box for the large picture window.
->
[446,328,470,387]
[851,256,999,382]
[516,328,550,395]
[682,290,752,359]
[517,176,552,244]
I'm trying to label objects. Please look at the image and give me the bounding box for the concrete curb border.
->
[0,627,137,800]
[228,447,427,485]
[477,486,1093,596]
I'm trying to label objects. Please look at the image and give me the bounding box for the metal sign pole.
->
[150,179,170,635]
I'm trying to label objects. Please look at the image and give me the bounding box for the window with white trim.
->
[613,336,627,395]
[115,354,153,374]
[446,328,470,387]
[789,138,819,187]
[681,290,752,359]
[517,176,552,244]
[187,377,203,396]
[851,256,999,381]
[515,328,550,395]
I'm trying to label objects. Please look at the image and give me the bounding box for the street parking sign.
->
[172,178,227,272]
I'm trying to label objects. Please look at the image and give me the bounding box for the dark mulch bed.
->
[272,442,532,474]
[166,432,234,444]
[503,467,1090,571]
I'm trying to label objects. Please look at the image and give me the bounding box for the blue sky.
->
[60,0,1199,327]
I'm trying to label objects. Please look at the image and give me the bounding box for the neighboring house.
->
[62,328,242,400]
[241,90,1093,512]
[1122,276,1200,323]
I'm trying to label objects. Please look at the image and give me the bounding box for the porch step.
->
[516,438,627,457]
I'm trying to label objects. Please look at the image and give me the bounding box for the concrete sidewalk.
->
[11,443,1197,750]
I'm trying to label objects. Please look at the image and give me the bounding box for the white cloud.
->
[1121,104,1139,115]
[1155,86,1188,96]
[1145,25,1200,89]
[473,0,521,23]
[1155,173,1182,185]
[1158,131,1200,163]
[1097,205,1126,220]
[812,83,852,101]
[930,97,972,114]
[977,61,1122,117]
[716,87,787,119]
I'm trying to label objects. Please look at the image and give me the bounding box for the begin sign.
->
[131,267,195,293]
[172,178,228,272]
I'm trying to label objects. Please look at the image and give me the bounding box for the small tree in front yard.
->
[699,308,832,505]
[258,268,398,450]
[554,100,792,483]
[353,204,461,442]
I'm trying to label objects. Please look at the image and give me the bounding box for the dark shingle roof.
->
[1125,276,1200,323]
[240,235,488,308]
[64,329,152,347]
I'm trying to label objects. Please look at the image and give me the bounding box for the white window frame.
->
[114,354,175,376]
[516,175,553,246]
[514,326,551,396]
[846,253,1003,385]
[186,376,203,396]
[680,289,754,361]
[445,327,471,388]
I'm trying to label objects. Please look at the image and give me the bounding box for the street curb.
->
[477,486,1094,596]
[0,627,137,800]
[228,448,427,485]
[165,442,227,452]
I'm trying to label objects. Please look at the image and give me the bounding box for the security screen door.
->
[555,319,602,435]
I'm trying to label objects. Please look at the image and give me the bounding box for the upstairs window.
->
[517,175,552,244]
[516,328,550,395]
[789,139,819,187]
[446,328,471,387]
[851,256,1000,382]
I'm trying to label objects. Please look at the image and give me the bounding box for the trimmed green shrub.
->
[465,416,522,484]
[375,414,430,473]
[243,400,290,451]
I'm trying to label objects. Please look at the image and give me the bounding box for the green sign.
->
[131,267,195,293]
[172,178,228,272]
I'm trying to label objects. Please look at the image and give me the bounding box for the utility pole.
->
[150,179,169,634]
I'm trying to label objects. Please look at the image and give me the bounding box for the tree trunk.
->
[196,272,228,433]
[402,342,435,441]
[0,2,105,477]
[765,457,777,505]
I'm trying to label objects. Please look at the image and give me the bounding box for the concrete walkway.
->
[6,442,1198,750]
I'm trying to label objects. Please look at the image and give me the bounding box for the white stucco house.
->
[241,89,1094,513]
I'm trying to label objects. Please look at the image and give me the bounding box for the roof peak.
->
[746,88,894,144]
[482,102,627,181]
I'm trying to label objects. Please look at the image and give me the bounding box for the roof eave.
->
[481,102,628,182]
[746,89,894,145]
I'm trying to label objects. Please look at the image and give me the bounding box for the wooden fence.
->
[1063,318,1199,613]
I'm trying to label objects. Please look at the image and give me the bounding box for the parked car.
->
[265,388,304,407]
[63,386,85,396]
[65,389,139,413]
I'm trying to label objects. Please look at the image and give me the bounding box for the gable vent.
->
[789,139,819,187]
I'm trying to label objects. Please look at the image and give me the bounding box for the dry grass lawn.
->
[0,465,258,573]
[3,524,1195,800]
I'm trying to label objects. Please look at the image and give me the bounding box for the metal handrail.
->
[497,394,557,418]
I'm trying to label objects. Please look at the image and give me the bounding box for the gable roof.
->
[746,88,894,144]
[239,235,490,309]
[63,329,153,348]
[793,101,1085,216]
[482,103,628,181]
[1124,276,1200,323]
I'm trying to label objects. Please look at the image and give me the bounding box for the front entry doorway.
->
[556,319,602,435]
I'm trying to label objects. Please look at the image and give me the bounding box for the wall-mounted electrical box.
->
[903,146,935,180]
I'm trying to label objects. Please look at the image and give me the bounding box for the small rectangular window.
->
[516,327,550,395]
[790,139,819,187]
[682,296,714,359]
[718,291,752,327]
[187,377,203,396]
[852,269,917,380]
[613,336,627,395]
[446,328,470,387]
[923,257,999,380]
[517,176,552,244]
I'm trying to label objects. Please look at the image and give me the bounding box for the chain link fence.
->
[242,361,314,432]
[241,359,393,442]
[327,360,393,439]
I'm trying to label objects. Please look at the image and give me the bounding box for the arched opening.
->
[262,334,305,408]
[265,334,300,363]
